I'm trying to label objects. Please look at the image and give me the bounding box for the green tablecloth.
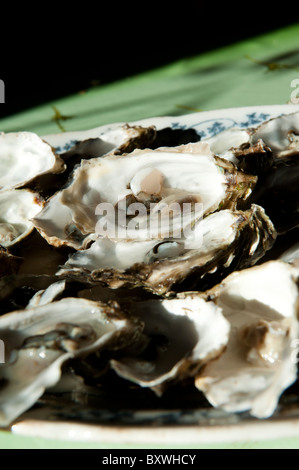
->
[1,23,299,136]
[0,24,299,449]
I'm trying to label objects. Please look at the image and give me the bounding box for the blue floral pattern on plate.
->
[43,105,299,154]
[171,112,271,138]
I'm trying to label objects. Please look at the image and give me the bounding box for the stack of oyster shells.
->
[0,113,298,428]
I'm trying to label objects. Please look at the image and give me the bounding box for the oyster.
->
[204,112,299,233]
[251,111,299,161]
[203,125,273,173]
[249,112,299,231]
[0,109,298,431]
[57,204,276,295]
[203,127,252,165]
[0,189,43,248]
[110,295,230,395]
[0,297,141,426]
[204,111,299,172]
[32,142,257,249]
[0,132,65,191]
[34,124,158,198]
[195,260,299,419]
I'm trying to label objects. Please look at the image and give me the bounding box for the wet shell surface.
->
[0,297,141,426]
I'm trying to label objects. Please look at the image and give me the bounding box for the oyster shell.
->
[204,111,299,233]
[195,260,299,419]
[0,110,298,429]
[32,142,257,249]
[203,111,299,174]
[203,124,275,177]
[110,295,230,395]
[0,189,43,248]
[0,132,65,191]
[203,127,252,165]
[251,111,299,161]
[26,280,68,308]
[0,297,141,426]
[57,204,276,295]
[34,124,157,198]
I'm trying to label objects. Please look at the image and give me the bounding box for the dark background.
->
[0,6,297,120]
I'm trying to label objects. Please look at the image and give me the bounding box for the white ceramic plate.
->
[9,104,299,446]
[43,103,299,151]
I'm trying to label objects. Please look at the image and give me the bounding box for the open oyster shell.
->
[195,260,299,419]
[0,132,65,191]
[251,111,299,162]
[32,142,257,249]
[203,111,299,233]
[57,204,276,295]
[0,189,44,248]
[33,124,158,199]
[0,297,142,427]
[204,111,299,171]
[110,295,230,395]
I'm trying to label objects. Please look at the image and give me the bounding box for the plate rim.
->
[42,103,299,148]
[11,413,299,446]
